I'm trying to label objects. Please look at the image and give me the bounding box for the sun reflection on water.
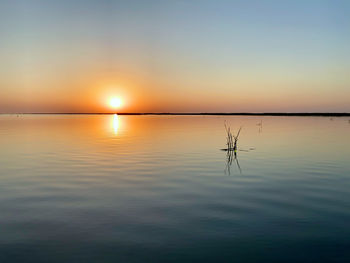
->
[113,114,119,135]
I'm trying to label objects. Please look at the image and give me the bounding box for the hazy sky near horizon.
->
[0,0,349,113]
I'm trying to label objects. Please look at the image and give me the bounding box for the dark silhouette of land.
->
[9,112,350,116]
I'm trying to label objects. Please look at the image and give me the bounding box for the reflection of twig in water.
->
[225,147,242,175]
[234,152,242,174]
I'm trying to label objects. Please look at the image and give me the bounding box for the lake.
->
[0,114,349,262]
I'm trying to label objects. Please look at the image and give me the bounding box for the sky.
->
[0,0,349,113]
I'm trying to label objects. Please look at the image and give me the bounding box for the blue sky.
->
[0,0,349,112]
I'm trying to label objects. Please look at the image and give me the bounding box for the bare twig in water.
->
[257,120,263,133]
[224,122,241,152]
[223,122,243,175]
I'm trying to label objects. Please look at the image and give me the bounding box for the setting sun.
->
[109,97,123,109]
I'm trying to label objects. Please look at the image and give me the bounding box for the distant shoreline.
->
[3,112,350,117]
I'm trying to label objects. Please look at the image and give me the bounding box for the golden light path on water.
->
[113,114,119,135]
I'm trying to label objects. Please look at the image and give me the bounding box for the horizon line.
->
[1,112,350,117]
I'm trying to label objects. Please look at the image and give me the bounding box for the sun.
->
[109,97,123,109]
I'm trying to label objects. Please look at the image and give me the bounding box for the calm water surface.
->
[0,115,349,262]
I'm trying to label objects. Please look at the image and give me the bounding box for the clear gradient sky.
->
[0,0,349,113]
